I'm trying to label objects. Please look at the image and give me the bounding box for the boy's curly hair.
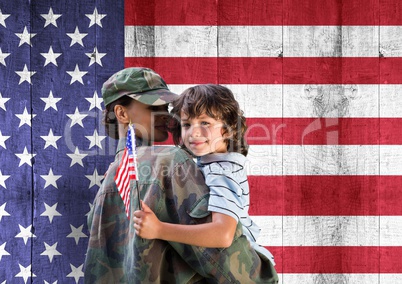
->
[170,84,249,156]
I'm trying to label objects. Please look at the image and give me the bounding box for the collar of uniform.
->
[197,152,247,166]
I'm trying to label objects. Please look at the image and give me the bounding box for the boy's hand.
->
[133,201,161,239]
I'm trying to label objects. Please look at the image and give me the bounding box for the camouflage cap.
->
[102,67,179,106]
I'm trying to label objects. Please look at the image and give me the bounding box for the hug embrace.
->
[84,67,278,284]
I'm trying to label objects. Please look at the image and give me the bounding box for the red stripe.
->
[125,0,219,26]
[249,175,402,216]
[269,246,402,273]
[126,57,402,84]
[125,0,402,25]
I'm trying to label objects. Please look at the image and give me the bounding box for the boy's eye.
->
[181,123,190,128]
[200,121,210,126]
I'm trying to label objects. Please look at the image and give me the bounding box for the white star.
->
[85,202,93,216]
[41,7,62,28]
[0,92,10,111]
[67,64,87,85]
[67,224,87,245]
[67,147,88,167]
[15,147,36,167]
[0,130,10,149]
[44,281,58,284]
[0,242,10,261]
[0,170,10,188]
[0,9,10,27]
[86,7,106,27]
[0,203,10,221]
[85,91,103,110]
[41,202,62,223]
[40,242,62,263]
[67,263,84,283]
[15,64,36,85]
[66,26,87,47]
[15,106,36,127]
[15,264,36,284]
[15,224,36,245]
[85,47,106,66]
[85,168,103,188]
[41,46,62,66]
[41,168,62,189]
[15,26,37,47]
[67,107,88,127]
[41,129,61,149]
[86,129,106,149]
[41,90,62,111]
[0,48,10,66]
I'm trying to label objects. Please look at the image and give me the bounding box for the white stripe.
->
[125,26,384,57]
[169,84,382,118]
[218,26,282,57]
[125,26,218,57]
[246,145,284,176]
[160,145,400,175]
[246,145,383,175]
[253,216,402,247]
[380,26,402,57]
[380,145,402,175]
[283,84,379,118]
[246,145,376,175]
[283,26,379,57]
[279,274,401,284]
[380,84,402,117]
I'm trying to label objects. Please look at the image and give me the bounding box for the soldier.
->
[133,84,276,266]
[84,67,279,283]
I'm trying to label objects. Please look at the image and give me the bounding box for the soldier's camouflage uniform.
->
[84,67,278,283]
[84,139,278,283]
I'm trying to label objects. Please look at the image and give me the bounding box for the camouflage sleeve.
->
[84,164,129,284]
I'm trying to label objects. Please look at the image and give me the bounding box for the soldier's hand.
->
[133,201,161,239]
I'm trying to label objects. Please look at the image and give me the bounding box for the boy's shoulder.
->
[199,152,246,166]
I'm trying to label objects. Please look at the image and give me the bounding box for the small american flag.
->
[114,124,138,219]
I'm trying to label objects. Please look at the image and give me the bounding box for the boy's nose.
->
[190,125,202,137]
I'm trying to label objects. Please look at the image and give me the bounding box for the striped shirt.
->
[197,152,275,265]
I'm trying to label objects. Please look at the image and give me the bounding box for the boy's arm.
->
[133,201,237,248]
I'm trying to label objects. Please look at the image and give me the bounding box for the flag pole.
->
[129,121,145,242]
[129,121,142,211]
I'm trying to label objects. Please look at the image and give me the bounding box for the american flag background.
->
[1,0,401,283]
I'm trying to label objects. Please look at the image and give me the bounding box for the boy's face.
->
[180,111,227,156]
[126,100,170,143]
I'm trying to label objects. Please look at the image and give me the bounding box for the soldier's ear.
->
[114,105,130,124]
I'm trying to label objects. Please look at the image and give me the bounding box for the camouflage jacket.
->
[84,139,278,284]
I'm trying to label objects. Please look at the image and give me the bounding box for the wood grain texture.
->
[126,26,382,57]
[244,145,402,175]
[284,26,379,57]
[169,84,381,118]
[380,26,402,56]
[253,215,401,246]
[124,1,402,281]
[280,274,400,284]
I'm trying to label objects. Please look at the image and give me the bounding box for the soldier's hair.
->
[170,84,249,156]
[102,95,133,139]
